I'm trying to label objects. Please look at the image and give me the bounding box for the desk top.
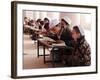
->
[38,37,73,49]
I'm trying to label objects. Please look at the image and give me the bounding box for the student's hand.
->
[57,35,60,40]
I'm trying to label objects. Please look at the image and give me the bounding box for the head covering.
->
[49,19,59,28]
[62,16,71,25]
[77,25,85,36]
[44,17,51,23]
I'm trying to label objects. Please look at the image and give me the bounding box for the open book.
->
[38,37,56,42]
[52,42,66,47]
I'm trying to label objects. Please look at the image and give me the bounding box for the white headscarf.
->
[62,16,71,25]
[49,19,59,28]
[77,25,85,36]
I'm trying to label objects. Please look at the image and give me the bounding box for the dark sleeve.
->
[61,28,73,40]
[60,28,74,47]
[78,41,91,65]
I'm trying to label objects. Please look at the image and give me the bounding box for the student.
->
[43,17,50,31]
[23,17,31,34]
[24,17,29,25]
[49,19,73,63]
[48,19,60,40]
[58,16,74,47]
[49,17,74,66]
[72,25,91,66]
[48,19,62,62]
[35,19,41,29]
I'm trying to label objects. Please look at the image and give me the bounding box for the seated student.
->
[43,17,50,31]
[58,17,74,65]
[58,16,74,47]
[49,19,74,63]
[40,18,50,35]
[23,17,31,34]
[50,17,74,64]
[48,19,63,62]
[35,19,42,29]
[24,17,29,25]
[30,19,41,40]
[47,19,60,40]
[71,25,91,66]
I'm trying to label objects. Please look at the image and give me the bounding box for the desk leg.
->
[52,49,55,67]
[37,40,39,58]
[43,45,46,64]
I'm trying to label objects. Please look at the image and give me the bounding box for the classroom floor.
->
[23,34,63,69]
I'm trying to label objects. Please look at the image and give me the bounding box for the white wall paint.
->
[0,0,99,80]
[24,11,90,29]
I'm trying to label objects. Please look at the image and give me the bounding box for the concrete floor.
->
[23,35,63,69]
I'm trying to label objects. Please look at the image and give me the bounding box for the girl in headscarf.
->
[72,25,91,66]
[58,16,74,47]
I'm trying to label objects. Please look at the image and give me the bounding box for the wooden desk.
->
[37,37,74,67]
[37,37,55,63]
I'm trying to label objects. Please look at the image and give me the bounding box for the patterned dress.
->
[72,36,91,66]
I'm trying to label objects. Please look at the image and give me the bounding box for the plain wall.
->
[24,11,91,30]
